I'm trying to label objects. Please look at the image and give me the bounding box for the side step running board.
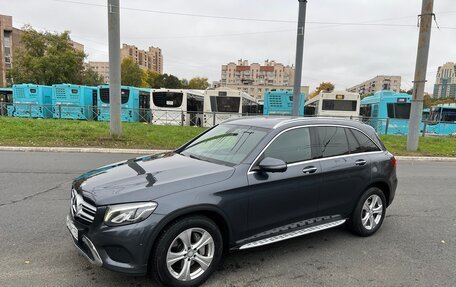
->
[239,219,346,250]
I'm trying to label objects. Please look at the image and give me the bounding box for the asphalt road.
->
[0,151,455,287]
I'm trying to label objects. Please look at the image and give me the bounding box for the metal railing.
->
[1,102,455,136]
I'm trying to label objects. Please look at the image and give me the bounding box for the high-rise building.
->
[0,14,84,87]
[86,61,110,83]
[120,44,163,74]
[220,59,299,99]
[0,15,20,87]
[347,75,401,97]
[433,62,456,99]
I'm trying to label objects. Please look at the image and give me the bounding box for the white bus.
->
[304,90,360,118]
[151,89,204,126]
[203,87,259,127]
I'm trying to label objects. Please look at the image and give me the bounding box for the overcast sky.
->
[2,0,456,92]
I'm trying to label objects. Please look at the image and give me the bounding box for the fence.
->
[1,102,455,136]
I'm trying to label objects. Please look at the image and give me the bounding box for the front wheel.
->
[348,187,386,237]
[150,216,223,287]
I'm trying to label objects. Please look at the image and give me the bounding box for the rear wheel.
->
[348,187,386,237]
[150,216,223,287]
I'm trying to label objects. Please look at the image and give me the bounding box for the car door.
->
[246,126,321,237]
[316,126,375,218]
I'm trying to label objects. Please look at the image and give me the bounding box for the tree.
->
[188,77,209,90]
[81,67,104,86]
[11,25,86,85]
[143,70,162,88]
[180,78,189,89]
[400,89,413,95]
[423,94,432,108]
[160,74,181,89]
[309,82,335,98]
[121,58,144,87]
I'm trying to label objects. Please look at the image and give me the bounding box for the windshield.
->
[322,99,357,111]
[216,96,240,113]
[180,124,268,166]
[153,92,183,108]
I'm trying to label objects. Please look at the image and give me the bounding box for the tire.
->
[348,187,386,237]
[150,216,223,287]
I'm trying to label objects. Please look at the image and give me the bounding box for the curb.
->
[0,146,170,154]
[1,146,455,161]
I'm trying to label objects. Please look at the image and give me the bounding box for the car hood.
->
[73,152,235,206]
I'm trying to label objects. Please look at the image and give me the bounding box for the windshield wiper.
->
[188,154,204,161]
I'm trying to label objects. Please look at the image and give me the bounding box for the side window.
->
[346,128,363,154]
[350,129,380,152]
[317,127,349,158]
[263,128,312,164]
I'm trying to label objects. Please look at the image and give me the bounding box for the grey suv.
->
[67,117,397,286]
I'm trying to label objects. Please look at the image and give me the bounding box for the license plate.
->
[66,216,79,240]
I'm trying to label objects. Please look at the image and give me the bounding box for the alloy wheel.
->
[166,228,215,281]
[361,194,383,230]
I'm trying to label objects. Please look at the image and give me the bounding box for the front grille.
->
[71,189,97,225]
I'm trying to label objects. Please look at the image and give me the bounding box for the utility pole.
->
[292,0,307,117]
[407,0,434,150]
[108,0,122,136]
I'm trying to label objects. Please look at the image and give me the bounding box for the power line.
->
[123,29,295,40]
[53,0,456,29]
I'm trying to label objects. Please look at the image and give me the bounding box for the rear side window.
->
[348,129,380,153]
[264,128,312,164]
[317,127,349,158]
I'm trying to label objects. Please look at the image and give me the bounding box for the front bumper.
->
[66,212,164,276]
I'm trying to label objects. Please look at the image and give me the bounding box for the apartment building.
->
[347,75,401,97]
[220,59,299,99]
[120,44,163,74]
[86,61,109,83]
[0,15,21,87]
[433,62,456,99]
[0,14,84,87]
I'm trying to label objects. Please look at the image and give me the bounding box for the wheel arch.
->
[146,205,232,269]
[364,180,391,206]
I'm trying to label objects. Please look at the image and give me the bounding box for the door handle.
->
[355,159,367,166]
[302,166,317,174]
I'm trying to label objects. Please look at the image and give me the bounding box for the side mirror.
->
[256,157,287,173]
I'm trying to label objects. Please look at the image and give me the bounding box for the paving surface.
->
[0,151,455,287]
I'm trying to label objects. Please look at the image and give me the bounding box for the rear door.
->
[315,126,373,218]
[246,127,321,237]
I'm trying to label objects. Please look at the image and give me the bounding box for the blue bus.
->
[7,84,53,118]
[52,84,96,120]
[263,90,305,116]
[97,85,151,122]
[360,90,418,134]
[426,105,456,135]
[0,87,13,116]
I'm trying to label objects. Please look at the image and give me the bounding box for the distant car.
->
[67,117,397,287]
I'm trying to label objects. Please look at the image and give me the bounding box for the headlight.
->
[104,202,157,226]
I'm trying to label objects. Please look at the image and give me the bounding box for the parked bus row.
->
[2,84,455,135]
[264,89,455,135]
[1,84,263,127]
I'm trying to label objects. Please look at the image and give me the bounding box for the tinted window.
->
[100,88,130,104]
[322,100,357,111]
[441,108,456,122]
[152,92,183,108]
[264,128,312,164]
[387,103,411,119]
[317,127,349,158]
[216,97,240,113]
[348,128,380,153]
